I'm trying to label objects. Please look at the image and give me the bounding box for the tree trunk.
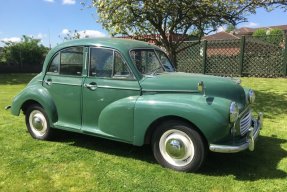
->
[166,46,178,70]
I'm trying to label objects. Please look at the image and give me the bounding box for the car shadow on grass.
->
[252,90,287,120]
[201,135,287,181]
[53,130,286,181]
[53,130,156,164]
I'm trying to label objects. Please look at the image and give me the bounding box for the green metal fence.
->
[177,35,287,77]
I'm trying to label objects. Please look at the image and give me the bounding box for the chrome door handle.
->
[84,83,97,91]
[44,79,52,86]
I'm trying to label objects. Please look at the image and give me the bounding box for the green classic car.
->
[7,38,263,172]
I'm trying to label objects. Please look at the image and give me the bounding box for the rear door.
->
[43,46,84,130]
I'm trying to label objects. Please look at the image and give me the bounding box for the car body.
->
[8,38,263,172]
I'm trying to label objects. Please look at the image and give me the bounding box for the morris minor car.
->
[7,38,263,172]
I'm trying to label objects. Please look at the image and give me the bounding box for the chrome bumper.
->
[209,112,263,153]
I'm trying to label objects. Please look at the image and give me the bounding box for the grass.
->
[0,74,286,192]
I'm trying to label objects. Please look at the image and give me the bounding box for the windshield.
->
[130,49,174,75]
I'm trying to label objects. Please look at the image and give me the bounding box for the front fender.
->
[11,84,57,125]
[133,94,231,146]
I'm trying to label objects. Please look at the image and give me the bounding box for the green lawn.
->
[0,74,286,192]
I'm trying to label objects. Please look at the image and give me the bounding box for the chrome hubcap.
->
[29,110,47,137]
[32,116,43,131]
[166,139,186,159]
[159,129,194,167]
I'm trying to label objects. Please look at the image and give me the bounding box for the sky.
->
[0,0,286,48]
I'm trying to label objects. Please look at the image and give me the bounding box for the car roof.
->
[43,38,162,77]
[51,38,159,53]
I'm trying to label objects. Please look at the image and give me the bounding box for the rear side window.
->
[60,47,83,76]
[47,47,84,76]
[47,53,60,73]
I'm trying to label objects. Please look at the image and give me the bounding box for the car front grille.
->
[240,110,252,135]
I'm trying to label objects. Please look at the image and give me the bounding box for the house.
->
[201,24,286,56]
[233,27,256,36]
[234,24,287,36]
[203,24,287,40]
[201,32,240,56]
[202,31,239,41]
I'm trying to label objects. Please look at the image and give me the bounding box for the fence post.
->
[239,36,245,76]
[284,35,287,77]
[202,40,207,74]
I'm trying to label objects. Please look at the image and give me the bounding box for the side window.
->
[155,50,174,72]
[90,48,113,77]
[47,53,60,73]
[90,48,133,79]
[130,50,160,74]
[114,52,133,78]
[60,47,83,76]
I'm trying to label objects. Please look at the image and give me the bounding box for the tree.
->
[269,28,285,36]
[88,0,287,67]
[253,28,284,45]
[268,28,285,45]
[225,24,236,33]
[1,35,49,70]
[59,29,87,40]
[253,29,267,37]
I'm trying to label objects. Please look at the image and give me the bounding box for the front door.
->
[82,47,140,142]
[43,46,84,130]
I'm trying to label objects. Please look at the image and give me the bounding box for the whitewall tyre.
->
[25,105,52,140]
[152,121,206,172]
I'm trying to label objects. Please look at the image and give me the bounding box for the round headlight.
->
[248,89,255,104]
[230,102,239,123]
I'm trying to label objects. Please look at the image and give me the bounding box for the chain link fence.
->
[177,35,287,77]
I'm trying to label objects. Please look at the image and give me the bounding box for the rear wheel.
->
[25,105,53,140]
[152,121,206,172]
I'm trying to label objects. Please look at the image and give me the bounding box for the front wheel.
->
[25,105,53,140]
[152,121,206,172]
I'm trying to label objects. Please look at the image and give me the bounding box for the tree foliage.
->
[89,0,287,67]
[253,29,267,37]
[225,24,236,33]
[269,28,285,36]
[268,28,285,45]
[253,28,284,46]
[59,30,87,40]
[0,35,49,69]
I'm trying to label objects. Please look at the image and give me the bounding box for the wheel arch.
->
[144,115,208,147]
[11,85,58,125]
[20,98,58,126]
[22,100,43,114]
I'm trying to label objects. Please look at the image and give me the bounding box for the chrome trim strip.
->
[43,80,139,90]
[209,112,263,153]
[84,50,88,70]
[97,85,140,91]
[142,89,199,93]
[52,82,82,86]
